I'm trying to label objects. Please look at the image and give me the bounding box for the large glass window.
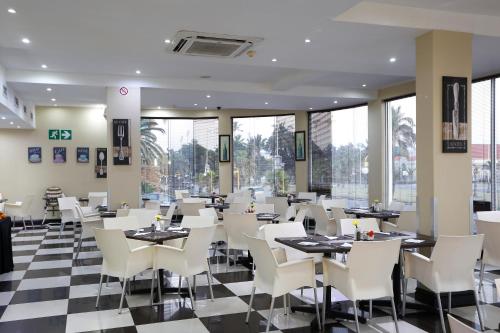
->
[141,118,219,202]
[387,96,417,207]
[310,105,369,207]
[232,115,295,196]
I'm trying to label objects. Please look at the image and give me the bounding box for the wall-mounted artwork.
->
[53,147,66,163]
[28,147,41,163]
[76,147,89,163]
[96,148,107,178]
[295,131,306,161]
[219,135,230,162]
[442,76,467,153]
[112,119,131,165]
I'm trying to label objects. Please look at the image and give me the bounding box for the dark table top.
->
[344,208,400,219]
[100,211,117,218]
[124,226,190,244]
[205,203,230,210]
[275,232,435,254]
[0,199,8,203]
[288,198,311,204]
[194,194,227,199]
[256,213,280,221]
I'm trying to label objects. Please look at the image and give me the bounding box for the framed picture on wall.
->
[53,147,66,163]
[442,76,467,153]
[219,135,230,162]
[295,131,306,161]
[28,147,41,163]
[76,147,90,163]
[112,119,131,165]
[96,148,107,178]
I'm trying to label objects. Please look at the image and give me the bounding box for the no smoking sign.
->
[119,87,128,96]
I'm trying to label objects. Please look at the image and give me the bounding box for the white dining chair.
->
[476,211,500,222]
[225,202,247,214]
[223,213,260,271]
[163,202,177,223]
[128,208,158,228]
[245,235,321,332]
[388,201,405,211]
[144,200,160,210]
[322,198,348,210]
[322,239,402,332]
[181,198,206,203]
[308,204,336,236]
[94,228,154,313]
[5,195,34,229]
[255,203,275,214]
[403,235,485,333]
[255,192,266,203]
[199,208,227,257]
[317,194,326,205]
[152,225,216,309]
[330,207,348,221]
[75,204,103,259]
[476,219,500,288]
[58,196,79,235]
[116,208,129,217]
[293,207,308,224]
[298,192,317,204]
[175,190,189,200]
[338,218,380,235]
[448,314,481,333]
[265,197,295,223]
[103,216,152,249]
[88,192,107,211]
[179,202,205,216]
[383,210,418,233]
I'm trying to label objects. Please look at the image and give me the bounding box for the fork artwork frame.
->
[112,119,131,165]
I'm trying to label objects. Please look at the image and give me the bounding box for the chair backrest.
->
[116,208,129,217]
[322,198,348,209]
[317,195,326,205]
[339,218,380,235]
[361,218,380,232]
[430,235,484,286]
[225,202,247,214]
[128,209,158,228]
[265,197,288,218]
[347,239,401,293]
[259,222,311,261]
[298,192,317,204]
[103,216,140,231]
[144,200,160,210]
[397,210,418,232]
[388,201,404,211]
[245,235,278,287]
[181,215,214,228]
[294,207,308,224]
[94,228,130,273]
[225,192,237,204]
[255,203,274,214]
[58,196,78,219]
[74,204,86,222]
[476,210,500,222]
[309,204,334,235]
[88,192,107,211]
[476,220,500,266]
[330,207,347,221]
[233,196,251,205]
[75,204,102,238]
[175,190,189,200]
[339,219,357,235]
[199,208,218,223]
[255,192,266,203]
[448,314,481,333]
[223,213,259,250]
[164,203,177,220]
[181,198,206,203]
[182,225,216,269]
[180,202,205,216]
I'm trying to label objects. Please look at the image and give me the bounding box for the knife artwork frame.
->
[442,76,468,153]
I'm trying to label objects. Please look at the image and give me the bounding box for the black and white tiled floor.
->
[1,223,500,333]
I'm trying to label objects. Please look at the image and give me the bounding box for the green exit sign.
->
[48,129,72,140]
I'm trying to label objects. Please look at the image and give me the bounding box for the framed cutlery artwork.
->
[112,119,131,165]
[95,148,107,178]
[442,76,467,153]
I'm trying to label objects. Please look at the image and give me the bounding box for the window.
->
[141,118,219,202]
[309,105,369,207]
[387,96,416,207]
[232,115,295,196]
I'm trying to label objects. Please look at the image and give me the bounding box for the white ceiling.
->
[0,0,500,111]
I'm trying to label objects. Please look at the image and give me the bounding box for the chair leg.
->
[118,278,127,314]
[186,277,196,310]
[390,297,400,333]
[352,300,360,333]
[22,217,26,230]
[436,293,446,333]
[369,299,373,319]
[448,292,452,313]
[193,275,197,295]
[157,270,162,304]
[207,258,214,283]
[212,242,218,257]
[266,297,275,333]
[246,286,256,323]
[474,289,485,331]
[106,275,110,287]
[206,271,214,301]
[178,275,182,293]
[30,216,34,228]
[300,287,303,296]
[402,278,408,316]
[150,270,155,305]
[96,274,104,308]
[226,248,230,272]
[127,278,131,295]
[313,287,321,329]
[75,236,83,260]
[283,294,287,315]
[479,260,485,290]
[322,286,327,329]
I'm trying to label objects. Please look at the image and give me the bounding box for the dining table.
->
[275,231,436,329]
[344,208,400,220]
[287,198,312,205]
[194,193,227,204]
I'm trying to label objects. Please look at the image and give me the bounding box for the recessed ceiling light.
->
[9,121,14,125]
[204,106,208,110]
[8,8,16,14]
[206,95,211,98]
[389,57,397,63]
[309,107,313,110]
[21,38,31,44]
[362,84,367,87]
[334,100,338,104]
[157,106,161,109]
[164,39,171,44]
[46,87,52,92]
[305,38,311,43]
[54,104,58,107]
[135,70,141,74]
[272,58,277,62]
[51,98,56,102]
[1,116,6,120]
[41,64,48,69]
[265,102,269,105]
[194,103,198,106]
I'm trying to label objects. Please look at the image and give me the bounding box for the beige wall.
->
[0,106,107,219]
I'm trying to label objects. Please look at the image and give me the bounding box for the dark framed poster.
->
[96,148,107,178]
[53,147,66,163]
[295,131,306,161]
[28,147,41,163]
[112,119,131,165]
[76,147,89,163]
[219,135,230,162]
[442,76,467,153]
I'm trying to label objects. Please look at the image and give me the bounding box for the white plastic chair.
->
[181,198,206,204]
[233,196,251,205]
[128,208,158,228]
[175,190,189,200]
[476,219,500,288]
[163,203,177,223]
[322,239,402,332]
[330,207,348,221]
[448,314,481,333]
[245,235,321,332]
[403,235,485,333]
[298,192,317,204]
[75,204,103,259]
[144,200,160,210]
[116,209,129,217]
[180,215,214,228]
[255,203,275,214]
[308,204,336,236]
[388,201,404,211]
[152,225,216,309]
[317,194,326,205]
[383,211,418,233]
[103,216,152,249]
[94,228,154,313]
[338,218,380,235]
[199,208,227,256]
[265,197,295,223]
[88,192,107,211]
[223,213,259,270]
[476,211,500,222]
[225,202,247,214]
[321,198,348,210]
[5,195,34,229]
[294,207,308,224]
[179,202,205,216]
[255,192,266,203]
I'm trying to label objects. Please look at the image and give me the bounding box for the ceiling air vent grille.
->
[168,31,263,58]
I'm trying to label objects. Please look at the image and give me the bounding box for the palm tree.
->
[392,106,416,156]
[140,120,165,165]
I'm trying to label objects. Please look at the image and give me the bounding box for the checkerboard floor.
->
[1,223,499,333]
